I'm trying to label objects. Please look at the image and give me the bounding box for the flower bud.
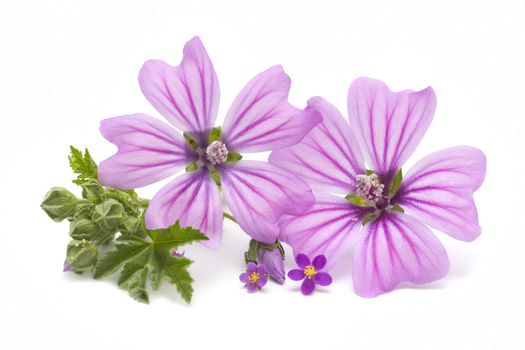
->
[257,246,285,284]
[66,240,98,272]
[69,219,101,241]
[41,187,79,222]
[92,199,125,231]
[81,179,104,204]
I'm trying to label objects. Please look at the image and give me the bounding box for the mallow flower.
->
[98,37,321,248]
[270,77,486,297]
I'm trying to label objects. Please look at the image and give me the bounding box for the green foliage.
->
[68,146,98,184]
[41,146,206,304]
[362,212,380,226]
[208,126,222,143]
[94,222,207,304]
[389,169,403,197]
[183,133,200,152]
[226,151,243,163]
[345,194,370,207]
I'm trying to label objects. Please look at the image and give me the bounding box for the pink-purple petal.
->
[98,114,195,189]
[144,169,222,248]
[279,193,370,269]
[239,272,249,283]
[257,276,268,288]
[139,37,219,141]
[246,261,258,273]
[246,282,258,293]
[396,146,486,241]
[347,77,436,181]
[352,213,449,298]
[314,272,332,286]
[269,97,365,194]
[222,66,321,152]
[288,269,306,281]
[301,278,316,295]
[219,160,315,244]
[312,255,327,270]
[295,253,310,269]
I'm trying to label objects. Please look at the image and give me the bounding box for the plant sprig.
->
[41,146,206,304]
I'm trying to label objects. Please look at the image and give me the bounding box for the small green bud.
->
[104,188,139,215]
[66,239,98,272]
[69,219,101,241]
[81,178,104,204]
[41,187,79,222]
[92,199,126,231]
[72,200,94,220]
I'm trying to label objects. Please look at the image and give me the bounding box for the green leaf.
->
[226,151,243,163]
[389,204,405,213]
[345,194,370,207]
[244,239,259,264]
[183,133,200,152]
[209,126,222,143]
[389,169,403,196]
[68,146,98,184]
[362,212,380,226]
[81,179,104,204]
[209,169,221,187]
[95,221,207,303]
[94,235,151,278]
[185,161,200,172]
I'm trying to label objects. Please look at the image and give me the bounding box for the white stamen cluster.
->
[355,173,384,201]
[206,141,229,165]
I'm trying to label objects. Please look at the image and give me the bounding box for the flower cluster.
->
[43,36,486,303]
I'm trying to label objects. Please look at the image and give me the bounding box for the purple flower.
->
[171,250,185,258]
[98,37,321,248]
[271,78,486,297]
[257,246,285,284]
[239,262,267,292]
[63,261,72,272]
[288,254,332,295]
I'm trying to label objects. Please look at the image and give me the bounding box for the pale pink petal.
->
[347,77,436,181]
[139,37,219,143]
[222,66,321,152]
[279,193,371,269]
[145,169,222,248]
[99,114,196,189]
[396,146,486,241]
[219,160,315,244]
[270,97,365,194]
[352,213,449,297]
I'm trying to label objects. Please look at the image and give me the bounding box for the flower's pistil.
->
[355,173,384,202]
[248,271,260,283]
[304,265,317,279]
[205,140,229,165]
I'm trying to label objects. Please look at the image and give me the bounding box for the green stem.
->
[223,212,237,223]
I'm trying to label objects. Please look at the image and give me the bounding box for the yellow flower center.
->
[248,271,260,283]
[304,265,317,279]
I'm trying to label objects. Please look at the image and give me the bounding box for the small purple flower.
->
[239,262,267,293]
[171,250,185,258]
[288,254,332,295]
[272,78,487,297]
[98,37,320,248]
[257,247,285,284]
[63,261,72,272]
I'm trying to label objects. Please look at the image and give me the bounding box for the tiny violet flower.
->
[63,261,72,272]
[239,262,268,293]
[288,254,332,295]
[98,36,321,248]
[171,250,185,258]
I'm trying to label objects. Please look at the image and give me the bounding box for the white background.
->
[1,0,524,349]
